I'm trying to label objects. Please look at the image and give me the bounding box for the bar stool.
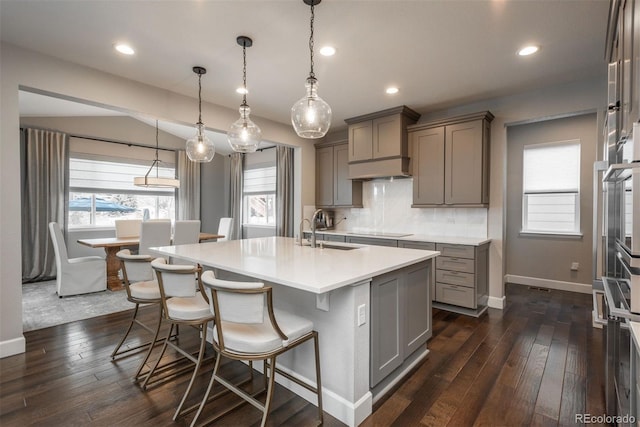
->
[146,258,215,421]
[191,271,323,427]
[111,249,164,381]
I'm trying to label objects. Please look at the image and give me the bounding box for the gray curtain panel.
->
[276,145,294,237]
[229,152,244,240]
[21,128,69,282]
[177,150,201,220]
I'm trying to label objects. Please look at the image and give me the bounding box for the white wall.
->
[0,42,316,357]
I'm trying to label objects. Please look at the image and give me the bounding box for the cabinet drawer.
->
[324,234,346,242]
[398,241,436,251]
[436,269,474,288]
[346,236,398,247]
[436,243,475,259]
[435,282,475,309]
[436,256,474,274]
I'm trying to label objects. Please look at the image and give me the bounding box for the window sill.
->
[519,230,583,239]
[242,224,276,229]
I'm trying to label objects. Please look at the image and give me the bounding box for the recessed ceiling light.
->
[386,87,399,95]
[114,43,135,55]
[236,87,248,95]
[319,46,336,56]
[517,45,539,56]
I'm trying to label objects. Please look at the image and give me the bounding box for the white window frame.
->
[68,152,177,229]
[521,140,582,236]
[242,164,277,227]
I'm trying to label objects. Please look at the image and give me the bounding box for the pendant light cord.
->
[197,73,203,125]
[309,1,315,79]
[242,41,248,107]
[155,120,159,178]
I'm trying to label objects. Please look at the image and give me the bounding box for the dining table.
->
[77,232,223,291]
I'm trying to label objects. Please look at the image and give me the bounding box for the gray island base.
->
[151,237,438,426]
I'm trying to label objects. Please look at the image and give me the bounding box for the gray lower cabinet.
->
[324,234,346,242]
[398,240,436,302]
[370,261,431,387]
[434,242,488,310]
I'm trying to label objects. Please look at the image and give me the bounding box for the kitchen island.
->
[151,236,438,426]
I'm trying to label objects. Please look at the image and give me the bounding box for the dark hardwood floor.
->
[1,283,607,426]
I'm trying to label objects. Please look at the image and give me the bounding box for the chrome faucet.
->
[311,208,323,248]
[298,218,310,246]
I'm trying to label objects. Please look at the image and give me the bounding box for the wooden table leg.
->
[105,246,124,291]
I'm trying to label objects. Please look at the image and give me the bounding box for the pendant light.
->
[228,36,262,153]
[186,66,215,162]
[134,120,180,188]
[291,0,332,139]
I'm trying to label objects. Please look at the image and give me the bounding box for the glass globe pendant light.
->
[228,36,262,153]
[291,0,332,139]
[186,66,215,162]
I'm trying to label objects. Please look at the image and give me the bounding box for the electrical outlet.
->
[571,262,579,271]
[357,304,366,326]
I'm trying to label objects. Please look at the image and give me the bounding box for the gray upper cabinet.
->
[315,140,363,208]
[409,111,493,207]
[345,106,421,179]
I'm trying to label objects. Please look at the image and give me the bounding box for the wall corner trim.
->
[0,336,26,359]
[488,295,507,309]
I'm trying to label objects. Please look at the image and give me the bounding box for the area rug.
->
[22,280,132,332]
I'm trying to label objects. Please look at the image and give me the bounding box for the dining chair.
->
[191,271,323,427]
[138,220,171,256]
[217,217,233,241]
[146,258,215,421]
[111,249,164,381]
[115,219,142,238]
[173,220,201,246]
[48,222,106,297]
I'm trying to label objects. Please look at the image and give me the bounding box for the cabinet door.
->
[373,114,402,159]
[315,146,334,207]
[633,0,640,125]
[445,120,484,204]
[349,121,373,162]
[621,0,636,137]
[370,272,403,387]
[334,144,353,206]
[411,127,445,205]
[404,262,431,355]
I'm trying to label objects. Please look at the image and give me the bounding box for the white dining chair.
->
[192,271,323,427]
[48,222,107,297]
[115,219,142,238]
[217,217,233,241]
[138,220,172,256]
[173,220,201,246]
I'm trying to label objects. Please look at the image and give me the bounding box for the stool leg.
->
[174,323,208,420]
[190,348,222,427]
[260,356,277,427]
[134,304,163,380]
[111,303,140,359]
[142,322,174,389]
[313,332,323,424]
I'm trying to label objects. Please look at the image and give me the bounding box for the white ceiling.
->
[2,0,610,135]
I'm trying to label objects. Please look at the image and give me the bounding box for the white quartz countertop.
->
[151,236,439,294]
[307,230,491,246]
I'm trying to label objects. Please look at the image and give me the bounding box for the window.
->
[522,141,581,234]
[68,154,176,228]
[243,166,276,226]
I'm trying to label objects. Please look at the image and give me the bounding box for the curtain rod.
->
[20,127,176,153]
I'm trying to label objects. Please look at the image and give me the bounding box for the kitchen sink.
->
[319,243,359,251]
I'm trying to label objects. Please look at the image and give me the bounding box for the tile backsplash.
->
[329,178,487,238]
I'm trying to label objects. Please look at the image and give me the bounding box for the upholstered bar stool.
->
[112,249,164,381]
[191,271,323,427]
[147,258,214,421]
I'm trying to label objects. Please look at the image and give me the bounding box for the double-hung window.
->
[68,138,176,228]
[243,166,276,226]
[522,140,581,235]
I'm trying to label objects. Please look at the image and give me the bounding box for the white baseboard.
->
[0,336,25,358]
[505,274,592,294]
[488,296,506,309]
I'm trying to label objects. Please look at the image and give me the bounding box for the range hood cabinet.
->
[345,106,420,180]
